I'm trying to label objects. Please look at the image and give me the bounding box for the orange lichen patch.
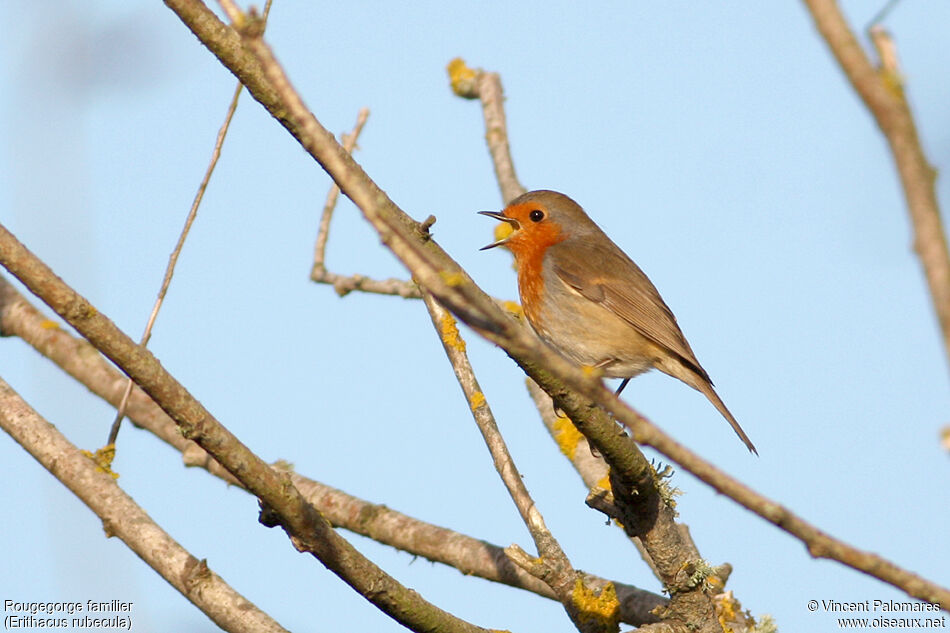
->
[469,391,486,413]
[447,57,477,97]
[81,444,119,480]
[40,320,60,330]
[553,414,583,459]
[596,474,612,492]
[439,312,466,352]
[571,579,620,630]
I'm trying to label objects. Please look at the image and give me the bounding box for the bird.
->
[479,190,756,454]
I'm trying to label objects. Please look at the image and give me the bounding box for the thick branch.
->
[0,377,289,633]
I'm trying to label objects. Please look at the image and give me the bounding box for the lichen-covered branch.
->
[447,58,525,204]
[421,293,622,632]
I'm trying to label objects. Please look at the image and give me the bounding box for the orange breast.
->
[504,213,566,333]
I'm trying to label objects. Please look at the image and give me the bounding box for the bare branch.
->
[803,0,950,372]
[310,109,420,298]
[313,107,369,270]
[420,293,620,631]
[447,58,524,204]
[0,226,492,633]
[108,69,244,446]
[421,295,551,548]
[0,377,290,633]
[0,274,666,626]
[110,0,275,446]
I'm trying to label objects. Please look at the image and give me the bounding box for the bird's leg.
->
[614,377,631,397]
[608,377,633,438]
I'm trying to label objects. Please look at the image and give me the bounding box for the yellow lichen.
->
[553,414,583,459]
[439,270,466,287]
[880,69,905,99]
[714,590,763,633]
[40,320,60,330]
[571,579,620,630]
[469,391,486,412]
[447,57,478,97]
[81,444,119,480]
[502,301,523,318]
[439,312,466,352]
[596,474,612,492]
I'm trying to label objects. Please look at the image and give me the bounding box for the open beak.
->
[478,211,520,250]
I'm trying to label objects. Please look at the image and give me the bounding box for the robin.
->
[479,190,757,454]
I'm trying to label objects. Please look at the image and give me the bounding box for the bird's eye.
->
[529,209,544,222]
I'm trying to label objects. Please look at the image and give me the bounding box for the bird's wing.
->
[550,239,711,382]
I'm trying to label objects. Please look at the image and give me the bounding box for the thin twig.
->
[0,273,665,626]
[309,109,420,298]
[109,0,275,447]
[447,58,525,204]
[0,377,290,633]
[420,293,618,631]
[215,0,242,24]
[422,295,552,551]
[312,108,369,272]
[107,81,241,446]
[865,0,902,32]
[803,0,950,374]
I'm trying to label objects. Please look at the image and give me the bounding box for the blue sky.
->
[2,1,948,631]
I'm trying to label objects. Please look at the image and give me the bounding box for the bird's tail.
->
[695,379,758,455]
[657,359,758,455]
